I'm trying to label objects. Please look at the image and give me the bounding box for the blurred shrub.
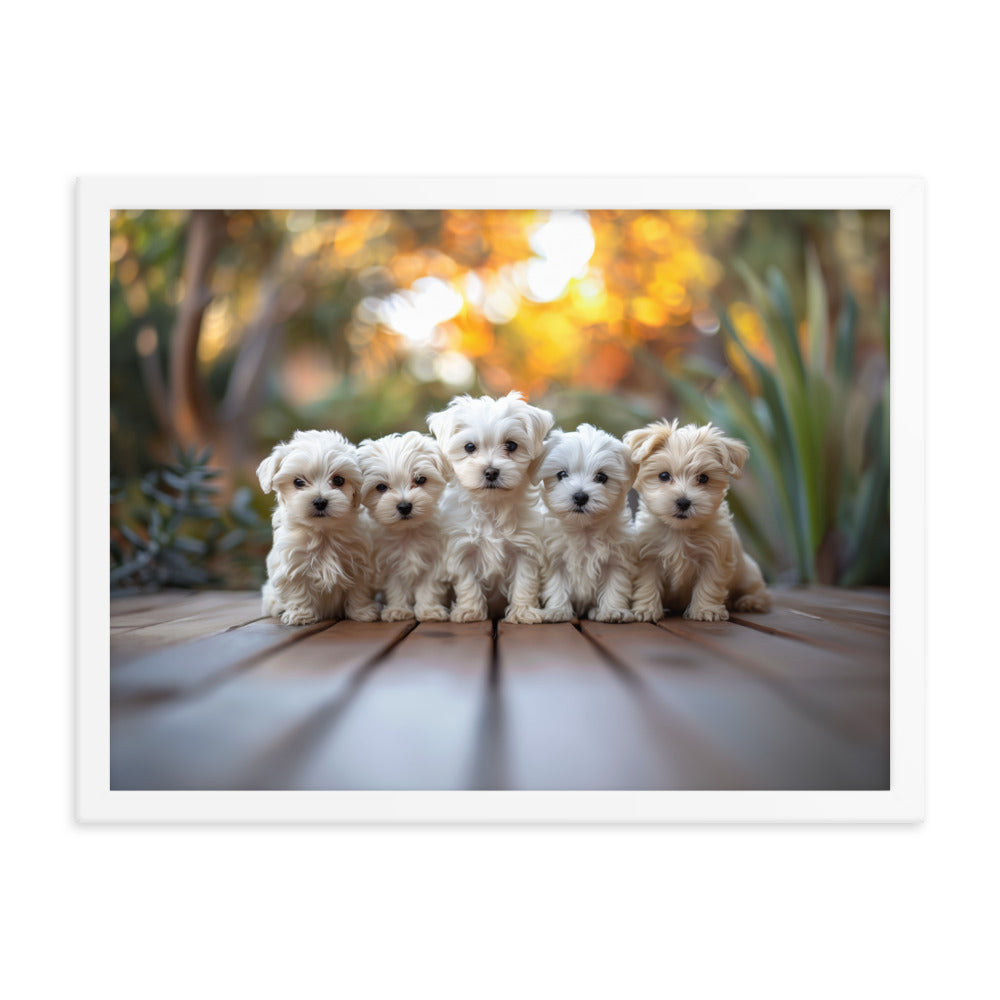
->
[111,448,268,594]
[664,257,888,586]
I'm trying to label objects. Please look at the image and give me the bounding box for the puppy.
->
[357,431,451,621]
[536,423,637,623]
[257,429,379,625]
[624,419,771,622]
[427,390,554,623]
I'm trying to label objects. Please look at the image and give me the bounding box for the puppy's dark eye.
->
[293,478,306,488]
[594,472,608,484]
[504,440,518,453]
[375,483,388,493]
[659,471,672,482]
[556,471,568,481]
[331,475,345,487]
[696,473,710,485]
[414,476,427,486]
[464,442,477,453]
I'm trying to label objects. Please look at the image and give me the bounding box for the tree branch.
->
[219,247,308,427]
[169,210,226,444]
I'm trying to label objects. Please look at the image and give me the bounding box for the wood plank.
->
[774,585,889,614]
[853,586,892,603]
[110,589,202,617]
[111,590,261,631]
[729,604,890,658]
[111,620,414,790]
[581,621,888,789]
[657,619,888,743]
[111,595,265,664]
[770,589,889,632]
[111,617,332,702]
[491,622,751,789]
[660,617,887,683]
[260,621,494,790]
[778,585,889,612]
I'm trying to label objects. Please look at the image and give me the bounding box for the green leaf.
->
[216,529,246,552]
[716,302,815,581]
[172,536,208,555]
[834,292,858,385]
[766,267,806,384]
[805,244,829,371]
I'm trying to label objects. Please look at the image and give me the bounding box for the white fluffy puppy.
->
[536,423,638,623]
[427,390,554,623]
[357,431,451,622]
[625,419,771,622]
[257,429,379,625]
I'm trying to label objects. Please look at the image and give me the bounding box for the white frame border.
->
[78,177,924,824]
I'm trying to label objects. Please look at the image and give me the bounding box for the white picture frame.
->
[79,176,924,823]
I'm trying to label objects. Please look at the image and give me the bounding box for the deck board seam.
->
[112,619,339,707]
[724,612,878,652]
[234,620,421,790]
[653,620,887,744]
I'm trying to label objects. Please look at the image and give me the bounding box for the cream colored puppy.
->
[257,429,379,625]
[357,431,451,622]
[625,419,771,622]
[427,390,554,623]
[536,423,637,623]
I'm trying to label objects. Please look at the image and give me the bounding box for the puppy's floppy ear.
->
[256,442,293,493]
[341,457,364,509]
[521,401,556,454]
[355,438,375,473]
[420,434,451,480]
[426,405,457,444]
[619,441,638,489]
[715,431,750,479]
[622,419,675,465]
[532,428,564,483]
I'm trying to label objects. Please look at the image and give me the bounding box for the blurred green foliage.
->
[664,257,888,586]
[111,448,267,594]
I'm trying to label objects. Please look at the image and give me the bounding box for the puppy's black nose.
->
[396,501,413,516]
[676,496,691,511]
[484,467,500,482]
[312,497,328,511]
[573,491,590,507]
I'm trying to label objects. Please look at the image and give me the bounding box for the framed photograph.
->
[79,177,923,823]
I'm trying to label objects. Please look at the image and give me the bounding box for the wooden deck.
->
[110,587,889,791]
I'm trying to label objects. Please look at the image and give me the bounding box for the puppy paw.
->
[348,603,380,623]
[451,604,488,623]
[540,605,574,623]
[733,591,771,613]
[591,607,636,624]
[381,605,415,622]
[685,604,728,622]
[414,603,450,622]
[504,605,545,625]
[280,608,318,626]
[633,605,663,623]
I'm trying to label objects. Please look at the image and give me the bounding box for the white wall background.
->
[2,2,993,996]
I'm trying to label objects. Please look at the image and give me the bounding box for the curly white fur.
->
[536,424,637,623]
[624,419,771,622]
[257,430,379,626]
[357,431,451,622]
[427,391,554,623]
